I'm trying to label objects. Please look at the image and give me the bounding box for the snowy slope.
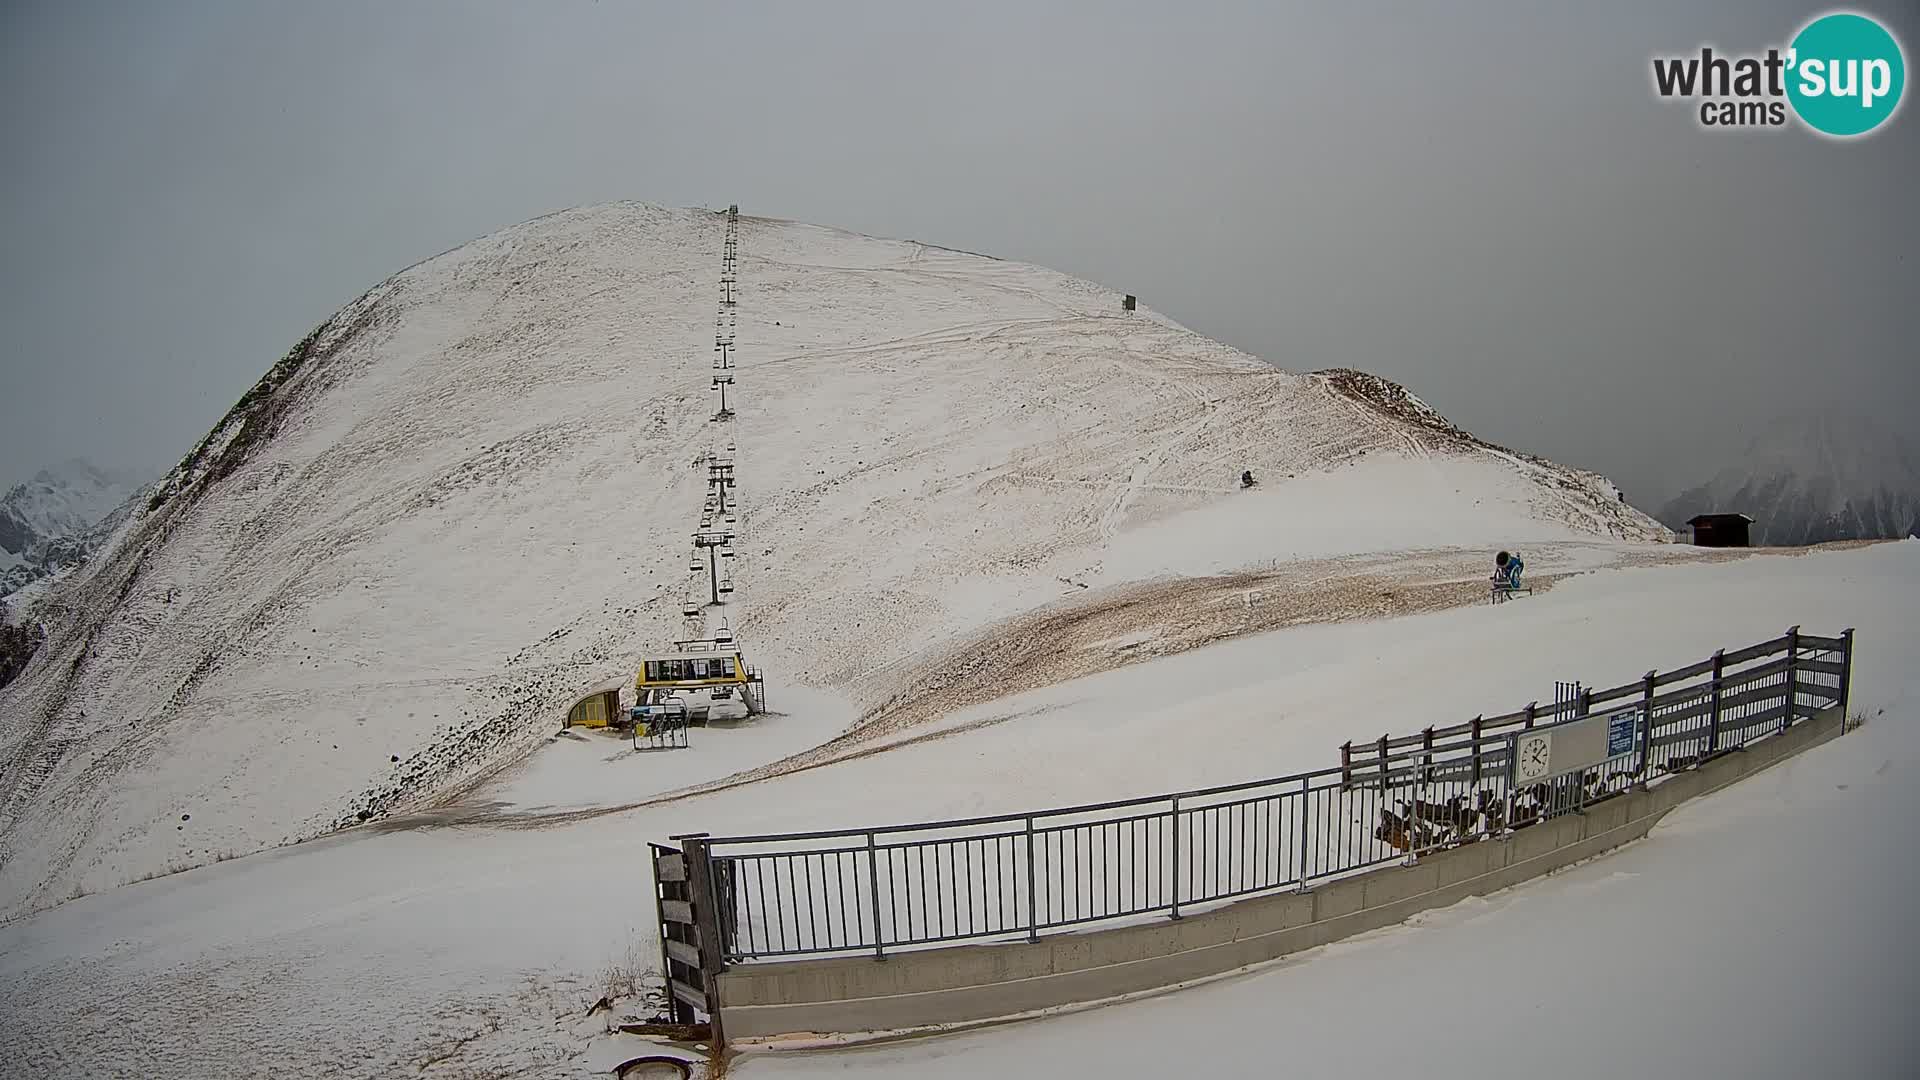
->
[0,542,1909,1079]
[1660,412,1920,544]
[0,202,1665,917]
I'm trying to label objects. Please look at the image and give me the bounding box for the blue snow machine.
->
[1490,550,1530,604]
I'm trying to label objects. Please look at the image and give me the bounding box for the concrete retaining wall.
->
[718,704,1843,1040]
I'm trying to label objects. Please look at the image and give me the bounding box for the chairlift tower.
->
[708,460,737,514]
[692,527,735,605]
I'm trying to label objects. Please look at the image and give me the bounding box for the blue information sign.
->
[1607,709,1637,758]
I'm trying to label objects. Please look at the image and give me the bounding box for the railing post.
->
[1025,816,1040,941]
[1168,797,1182,920]
[1375,734,1389,793]
[1706,649,1725,757]
[865,831,885,960]
[649,844,690,1025]
[678,834,723,962]
[1340,741,1352,791]
[1781,625,1800,735]
[1407,749,1428,866]
[678,832,728,1048]
[1421,727,1435,786]
[1637,669,1656,783]
[1839,628,1856,730]
[1294,776,1311,893]
[1470,716,1484,784]
[1502,734,1517,835]
[1575,688,1592,811]
[1517,704,1536,826]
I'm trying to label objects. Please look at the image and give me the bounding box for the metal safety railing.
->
[656,628,1852,965]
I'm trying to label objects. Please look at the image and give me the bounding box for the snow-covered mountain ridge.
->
[0,202,1666,915]
[0,460,150,597]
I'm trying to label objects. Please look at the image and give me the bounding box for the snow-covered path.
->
[2,542,1912,1078]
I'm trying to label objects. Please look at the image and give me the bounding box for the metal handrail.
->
[674,627,1852,962]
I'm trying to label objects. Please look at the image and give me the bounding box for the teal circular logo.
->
[1787,12,1906,136]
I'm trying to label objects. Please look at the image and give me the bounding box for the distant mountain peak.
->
[25,458,151,492]
[1728,411,1918,491]
[0,458,153,595]
[1659,412,1919,545]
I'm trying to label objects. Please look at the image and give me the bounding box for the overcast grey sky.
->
[2,1,1914,505]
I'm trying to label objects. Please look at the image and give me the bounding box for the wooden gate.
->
[650,836,729,1045]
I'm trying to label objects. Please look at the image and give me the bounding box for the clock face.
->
[1516,734,1552,781]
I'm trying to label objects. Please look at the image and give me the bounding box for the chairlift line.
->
[627,200,770,735]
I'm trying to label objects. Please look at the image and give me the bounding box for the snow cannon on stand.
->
[1490,550,1532,604]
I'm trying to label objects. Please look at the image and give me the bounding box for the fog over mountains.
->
[0,460,150,598]
[1658,413,1920,545]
